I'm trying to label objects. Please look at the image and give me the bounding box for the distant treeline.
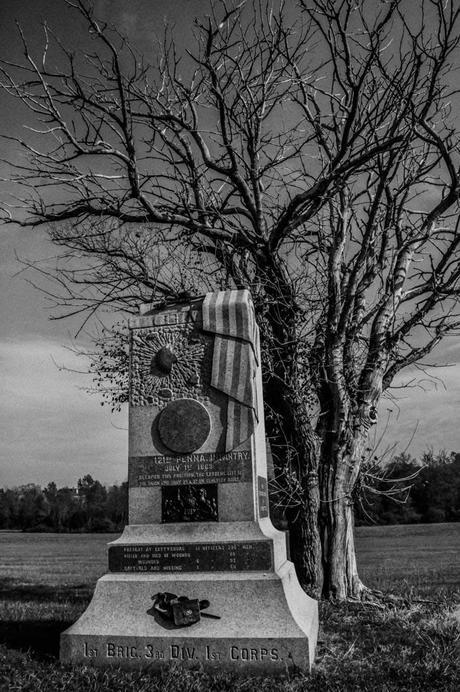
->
[0,475,128,532]
[356,450,460,525]
[1,451,460,531]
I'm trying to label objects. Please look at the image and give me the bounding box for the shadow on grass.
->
[0,579,92,660]
[0,620,72,660]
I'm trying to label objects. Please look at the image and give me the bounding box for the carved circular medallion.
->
[158,398,211,453]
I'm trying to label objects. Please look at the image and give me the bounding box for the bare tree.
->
[2,0,460,599]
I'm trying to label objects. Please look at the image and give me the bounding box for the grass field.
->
[0,524,459,691]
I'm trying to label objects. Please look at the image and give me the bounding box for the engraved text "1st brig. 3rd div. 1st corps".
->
[83,641,282,663]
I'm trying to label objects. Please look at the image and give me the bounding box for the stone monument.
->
[60,290,318,672]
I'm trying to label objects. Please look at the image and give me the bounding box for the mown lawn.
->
[0,525,459,691]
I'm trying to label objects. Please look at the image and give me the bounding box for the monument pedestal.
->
[60,291,318,673]
[61,522,317,671]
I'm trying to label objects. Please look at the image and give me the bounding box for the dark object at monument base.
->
[150,592,220,628]
[172,599,200,627]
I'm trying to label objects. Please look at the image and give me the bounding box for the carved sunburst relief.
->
[130,325,209,407]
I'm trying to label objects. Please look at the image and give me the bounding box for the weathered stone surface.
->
[128,481,254,524]
[60,569,317,672]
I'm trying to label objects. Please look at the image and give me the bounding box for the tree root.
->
[342,587,438,610]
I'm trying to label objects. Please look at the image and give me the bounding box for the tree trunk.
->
[317,414,371,599]
[257,270,368,600]
[319,489,363,600]
[263,372,324,598]
[286,431,365,600]
[287,495,323,599]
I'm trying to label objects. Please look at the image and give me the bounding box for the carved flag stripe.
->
[202,290,259,450]
[226,398,254,452]
[203,289,254,346]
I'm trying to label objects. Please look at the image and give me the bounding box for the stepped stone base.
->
[60,565,318,673]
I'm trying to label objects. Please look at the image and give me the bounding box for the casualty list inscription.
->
[129,450,252,487]
[108,541,272,573]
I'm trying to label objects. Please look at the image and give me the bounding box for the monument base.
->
[60,566,318,673]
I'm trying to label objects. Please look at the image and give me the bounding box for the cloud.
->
[92,1,208,50]
[2,336,460,491]
[0,337,127,488]
[375,364,460,459]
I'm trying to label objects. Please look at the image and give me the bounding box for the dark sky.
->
[0,0,459,488]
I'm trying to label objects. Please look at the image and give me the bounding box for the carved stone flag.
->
[202,290,259,451]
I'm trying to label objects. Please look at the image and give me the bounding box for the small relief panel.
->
[130,324,213,408]
[162,484,218,523]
